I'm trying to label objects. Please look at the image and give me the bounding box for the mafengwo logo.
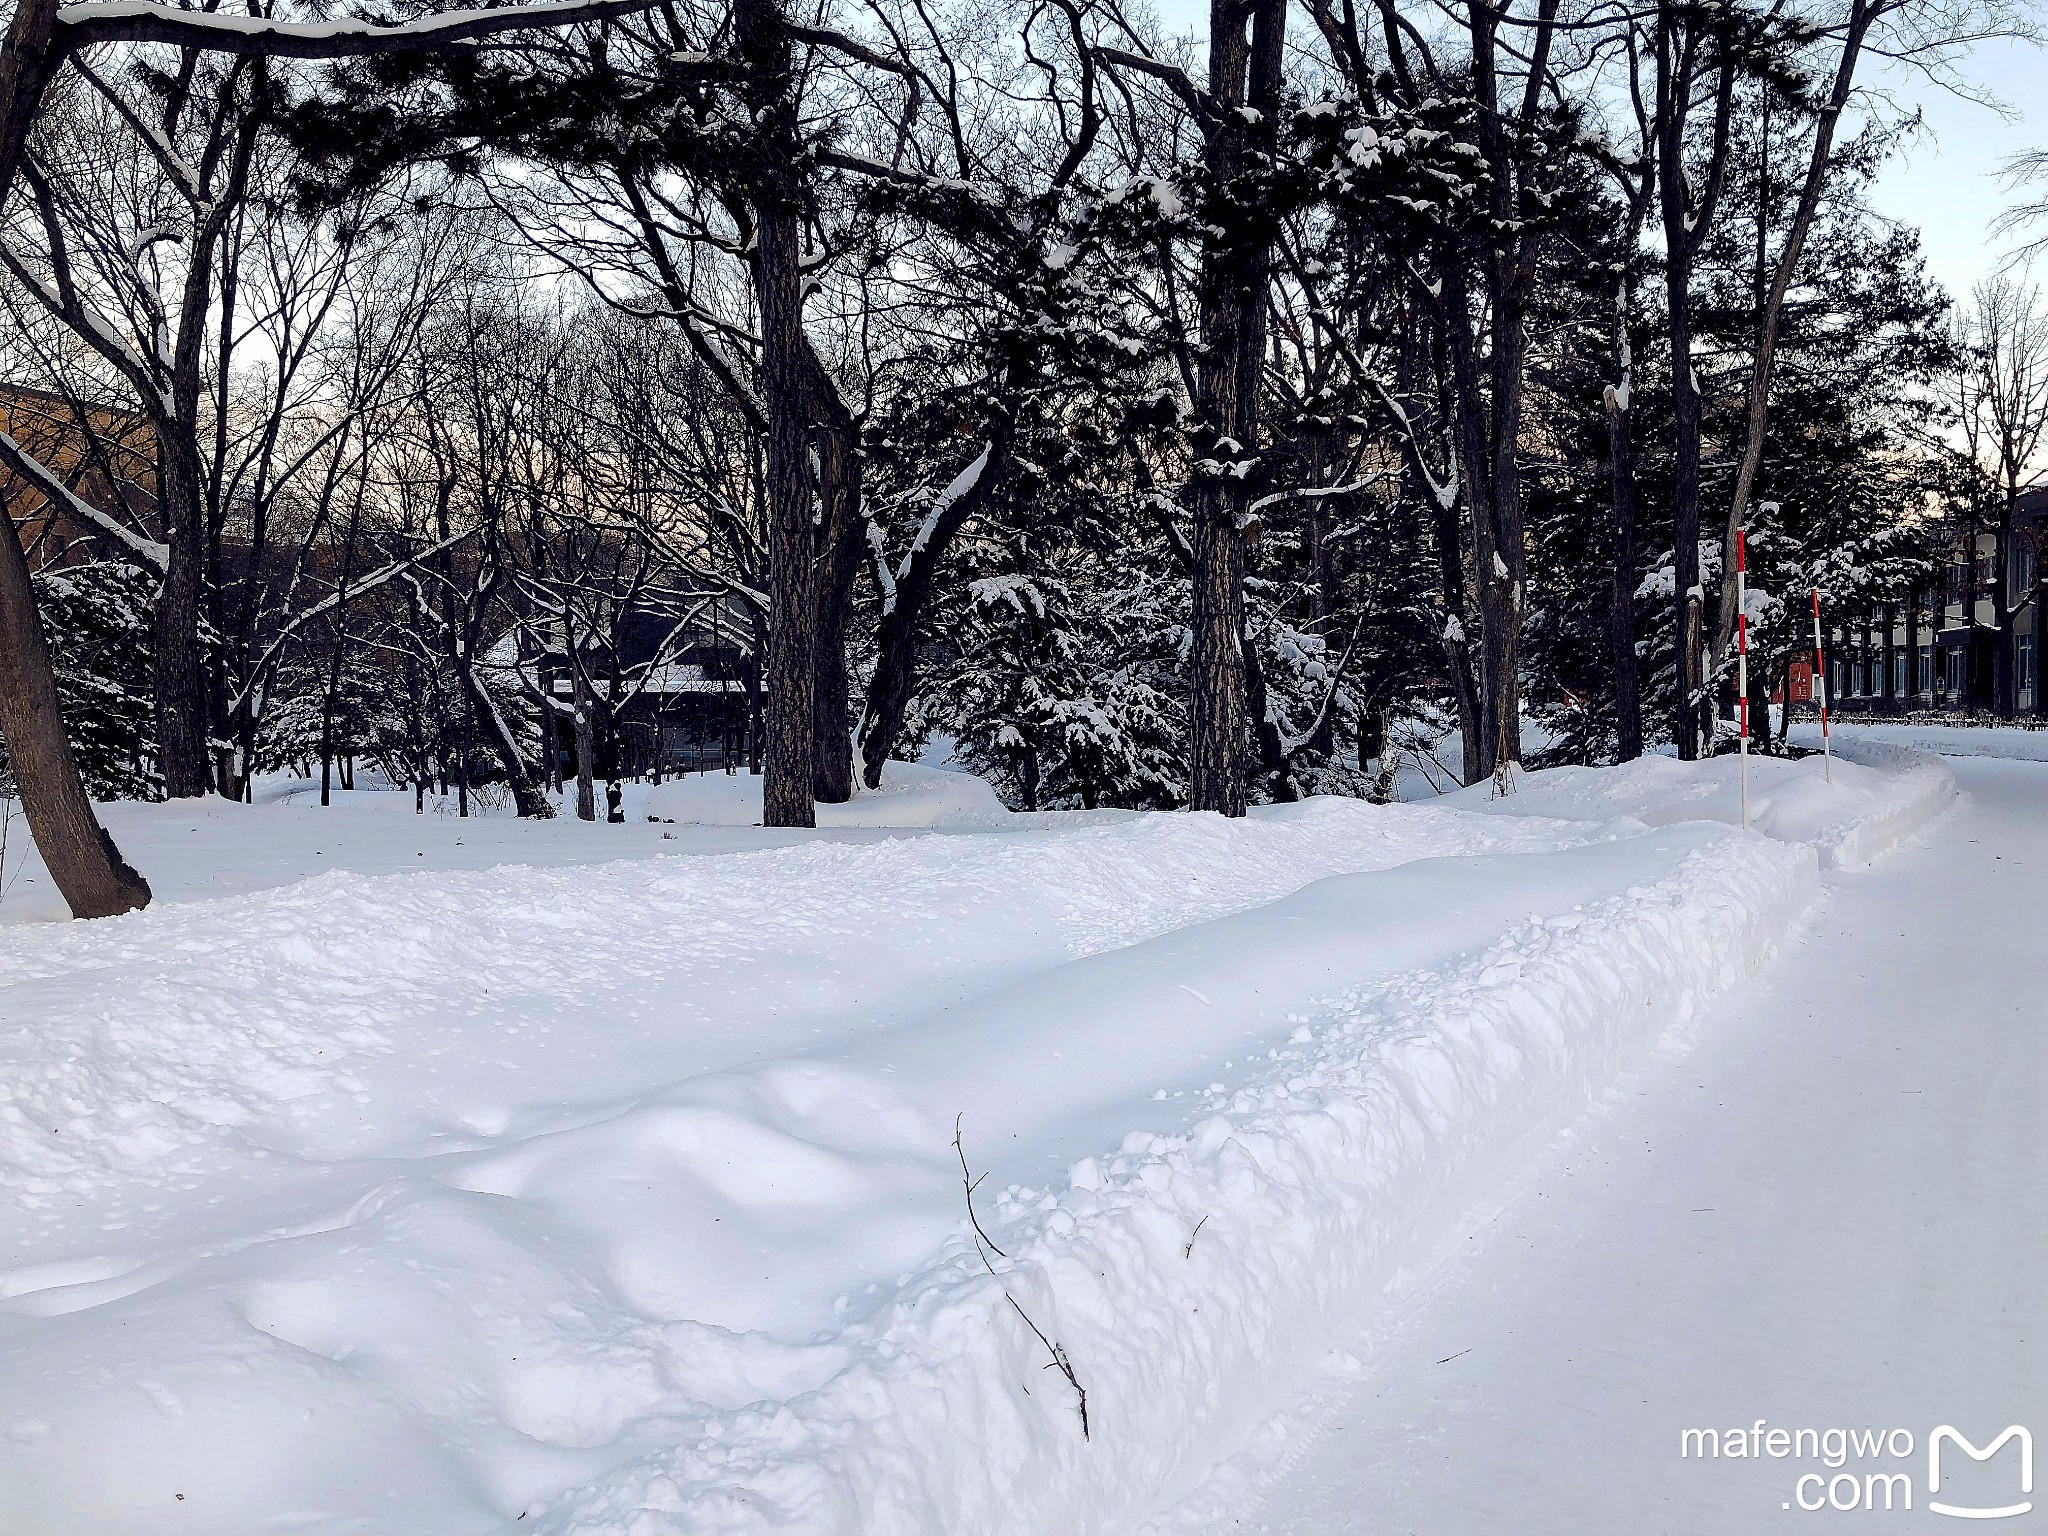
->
[1679,1421,2032,1516]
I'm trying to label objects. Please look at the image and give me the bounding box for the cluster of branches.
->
[0,0,2027,916]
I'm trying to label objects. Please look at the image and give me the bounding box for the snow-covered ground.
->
[1154,738,2043,1535]
[0,741,1966,1534]
[1788,715,2048,761]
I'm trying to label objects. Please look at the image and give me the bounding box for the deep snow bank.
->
[0,750,1948,1536]
[1448,744,1955,869]
[550,829,1819,1536]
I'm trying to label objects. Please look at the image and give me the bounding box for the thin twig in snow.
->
[954,1115,1089,1442]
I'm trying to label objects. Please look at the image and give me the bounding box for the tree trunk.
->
[0,513,150,917]
[810,376,861,803]
[1993,491,2016,718]
[1663,219,1705,758]
[739,0,816,829]
[573,666,596,821]
[857,437,1005,788]
[1435,276,1500,782]
[1606,322,1644,762]
[456,637,552,818]
[1884,606,1900,720]
[1187,0,1283,818]
[1426,482,1482,786]
[0,0,61,203]
[1657,24,1733,761]
[153,446,211,797]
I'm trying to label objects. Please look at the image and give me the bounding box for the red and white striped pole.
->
[1737,530,1750,831]
[1809,585,1832,784]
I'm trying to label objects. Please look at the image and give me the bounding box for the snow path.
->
[1155,754,2043,1534]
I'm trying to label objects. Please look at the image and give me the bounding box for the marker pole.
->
[1737,530,1750,831]
[1810,586,1832,784]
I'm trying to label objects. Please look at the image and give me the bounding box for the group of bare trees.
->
[0,0,2027,917]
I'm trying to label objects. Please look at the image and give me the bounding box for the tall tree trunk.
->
[154,98,256,801]
[1187,0,1283,817]
[153,446,211,797]
[1606,295,1644,762]
[1464,0,1559,781]
[739,0,816,829]
[1656,19,1733,760]
[0,514,150,916]
[1993,488,2016,718]
[1391,320,1481,784]
[1428,490,1483,785]
[808,355,861,803]
[1662,196,1704,758]
[573,664,596,821]
[1881,600,1897,712]
[1436,267,1500,781]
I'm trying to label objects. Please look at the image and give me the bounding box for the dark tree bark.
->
[738,0,817,828]
[1606,377,1644,761]
[573,664,596,820]
[1187,0,1284,817]
[0,516,150,917]
[1656,14,1735,759]
[806,348,862,804]
[0,0,60,198]
[857,434,1007,788]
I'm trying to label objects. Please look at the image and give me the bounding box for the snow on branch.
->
[0,428,167,571]
[233,525,478,711]
[55,0,673,57]
[892,441,993,597]
[1246,474,1394,519]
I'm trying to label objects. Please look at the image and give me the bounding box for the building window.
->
[2014,539,2040,597]
[1944,647,1967,699]
[2021,633,2038,707]
[1917,644,1934,696]
[1892,650,1908,697]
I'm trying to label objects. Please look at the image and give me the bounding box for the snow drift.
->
[0,749,1954,1536]
[1448,743,1955,869]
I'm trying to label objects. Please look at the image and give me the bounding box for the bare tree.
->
[1953,272,2048,717]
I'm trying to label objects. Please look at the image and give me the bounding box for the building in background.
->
[1828,488,2044,721]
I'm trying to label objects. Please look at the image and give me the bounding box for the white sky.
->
[1143,1,2048,304]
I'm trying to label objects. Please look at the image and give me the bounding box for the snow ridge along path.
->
[0,751,1953,1535]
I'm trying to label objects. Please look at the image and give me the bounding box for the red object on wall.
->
[1779,659,1814,705]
